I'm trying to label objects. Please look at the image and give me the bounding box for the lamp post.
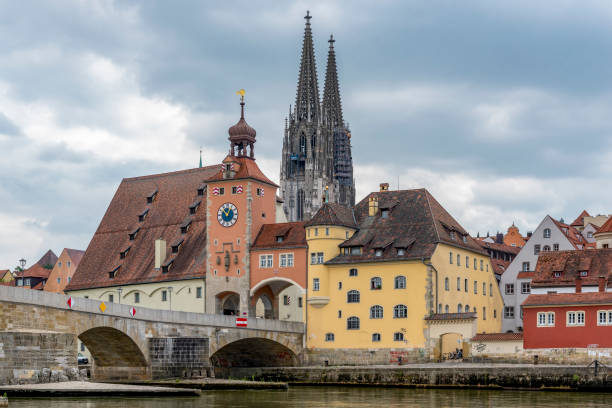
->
[168,287,173,311]
[19,258,26,270]
[117,287,123,304]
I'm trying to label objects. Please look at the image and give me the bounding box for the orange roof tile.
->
[571,210,590,227]
[523,291,612,307]
[597,216,612,234]
[531,248,612,288]
[252,222,307,250]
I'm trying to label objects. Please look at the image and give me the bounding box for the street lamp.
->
[117,287,123,304]
[19,259,26,269]
[168,286,173,311]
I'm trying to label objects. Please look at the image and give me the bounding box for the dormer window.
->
[162,259,174,274]
[138,208,149,222]
[109,266,120,279]
[276,236,284,243]
[119,246,131,259]
[180,219,192,234]
[189,200,201,215]
[350,247,362,256]
[171,238,184,254]
[381,210,389,219]
[197,184,206,197]
[129,227,140,241]
[146,189,158,204]
[462,235,467,243]
[450,231,456,241]
[375,249,383,257]
[397,248,406,256]
[580,271,588,277]
[554,272,561,278]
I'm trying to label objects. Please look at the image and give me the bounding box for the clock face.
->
[217,202,238,227]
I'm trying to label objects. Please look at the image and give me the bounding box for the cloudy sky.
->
[1,0,611,268]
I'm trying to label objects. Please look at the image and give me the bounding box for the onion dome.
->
[228,98,256,158]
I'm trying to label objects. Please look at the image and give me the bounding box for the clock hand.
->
[224,208,230,217]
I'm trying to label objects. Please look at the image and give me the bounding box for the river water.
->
[6,386,611,407]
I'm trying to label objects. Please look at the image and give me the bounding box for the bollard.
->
[534,355,539,365]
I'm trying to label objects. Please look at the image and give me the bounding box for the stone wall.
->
[304,347,429,366]
[149,337,210,379]
[0,331,81,385]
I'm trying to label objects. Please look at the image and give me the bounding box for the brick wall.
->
[149,337,210,379]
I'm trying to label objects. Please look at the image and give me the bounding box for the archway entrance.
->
[78,326,148,380]
[250,278,305,322]
[216,292,241,316]
[440,332,463,359]
[255,293,274,319]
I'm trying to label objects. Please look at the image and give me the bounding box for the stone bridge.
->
[0,286,303,382]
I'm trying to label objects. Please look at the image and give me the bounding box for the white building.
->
[500,215,586,332]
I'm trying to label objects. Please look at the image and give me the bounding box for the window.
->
[276,236,283,243]
[450,231,456,240]
[57,277,61,284]
[457,277,461,291]
[474,258,478,269]
[457,254,461,266]
[483,282,486,296]
[325,333,335,342]
[317,252,324,264]
[347,290,360,303]
[283,295,290,305]
[394,332,404,342]
[346,231,349,239]
[450,252,453,264]
[597,310,612,326]
[580,271,588,277]
[108,294,114,303]
[394,276,406,289]
[543,228,551,238]
[567,311,585,326]
[313,278,320,291]
[465,305,470,313]
[24,278,31,287]
[58,262,62,268]
[466,256,469,268]
[458,304,463,313]
[196,287,202,299]
[280,253,294,267]
[298,297,303,308]
[464,278,468,292]
[161,290,167,302]
[219,187,225,195]
[325,227,330,236]
[474,281,478,294]
[397,248,405,256]
[480,260,484,271]
[494,309,497,319]
[381,210,389,219]
[490,283,493,297]
[445,305,449,313]
[259,254,273,268]
[505,284,514,295]
[554,272,561,278]
[370,277,382,290]
[81,343,85,352]
[543,245,551,252]
[68,277,71,283]
[372,333,381,342]
[350,247,362,255]
[338,281,342,290]
[553,244,559,251]
[375,249,383,257]
[393,304,408,318]
[314,228,318,236]
[504,306,515,319]
[522,262,530,272]
[370,305,383,319]
[311,252,324,264]
[534,245,540,255]
[438,304,442,313]
[521,282,531,294]
[256,188,264,196]
[67,261,71,268]
[134,292,140,303]
[463,235,467,243]
[349,268,358,277]
[444,277,449,291]
[587,232,594,239]
[347,316,360,330]
[483,307,486,320]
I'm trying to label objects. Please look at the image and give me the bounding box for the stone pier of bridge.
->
[0,286,304,383]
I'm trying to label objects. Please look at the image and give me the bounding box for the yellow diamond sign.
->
[99,302,107,313]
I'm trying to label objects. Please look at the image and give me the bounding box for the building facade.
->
[595,217,612,249]
[305,186,503,362]
[14,250,57,291]
[44,248,84,293]
[280,12,354,222]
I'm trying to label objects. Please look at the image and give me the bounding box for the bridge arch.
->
[210,337,298,376]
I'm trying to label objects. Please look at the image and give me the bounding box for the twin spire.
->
[294,11,343,128]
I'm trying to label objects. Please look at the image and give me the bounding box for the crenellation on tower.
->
[280,11,355,222]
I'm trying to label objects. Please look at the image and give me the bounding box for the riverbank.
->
[0,381,201,397]
[231,363,612,391]
[116,377,288,390]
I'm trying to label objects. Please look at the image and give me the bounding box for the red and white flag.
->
[129,307,137,317]
[66,297,74,309]
[236,185,243,194]
[212,187,220,195]
[235,316,248,328]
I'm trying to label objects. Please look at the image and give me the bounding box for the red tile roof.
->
[0,269,11,280]
[66,165,220,291]
[517,271,535,279]
[252,222,307,250]
[596,216,612,234]
[325,189,487,265]
[552,218,585,249]
[491,259,511,276]
[305,203,357,229]
[523,291,612,307]
[570,210,590,227]
[16,250,58,279]
[472,332,523,341]
[207,156,278,187]
[424,312,477,321]
[477,240,520,255]
[65,248,85,266]
[531,248,612,288]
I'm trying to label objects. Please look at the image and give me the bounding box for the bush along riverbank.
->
[229,364,612,391]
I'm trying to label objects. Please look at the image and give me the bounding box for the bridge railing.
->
[0,285,304,334]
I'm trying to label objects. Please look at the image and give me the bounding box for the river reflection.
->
[7,386,611,408]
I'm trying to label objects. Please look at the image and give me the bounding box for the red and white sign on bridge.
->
[236,312,248,328]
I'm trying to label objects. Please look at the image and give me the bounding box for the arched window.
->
[445,305,449,313]
[458,303,463,313]
[457,277,460,291]
[370,305,383,319]
[437,303,442,313]
[372,333,381,342]
[449,251,453,264]
[543,228,551,238]
[394,276,406,289]
[349,268,358,277]
[393,332,404,341]
[543,245,551,252]
[393,304,408,318]
[347,290,360,303]
[299,133,306,154]
[370,277,382,290]
[347,316,360,330]
[465,305,470,313]
[444,277,449,291]
[325,333,334,341]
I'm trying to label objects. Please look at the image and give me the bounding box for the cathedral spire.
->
[322,34,343,129]
[295,10,321,123]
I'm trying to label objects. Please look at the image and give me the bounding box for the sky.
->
[1,0,612,268]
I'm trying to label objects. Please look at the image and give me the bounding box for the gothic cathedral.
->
[280,12,355,221]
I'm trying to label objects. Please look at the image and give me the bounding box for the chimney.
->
[575,276,582,294]
[368,195,379,217]
[496,233,504,244]
[155,239,166,269]
[527,231,533,238]
[380,183,389,192]
[599,276,607,293]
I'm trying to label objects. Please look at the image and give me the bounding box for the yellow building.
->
[305,185,503,364]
